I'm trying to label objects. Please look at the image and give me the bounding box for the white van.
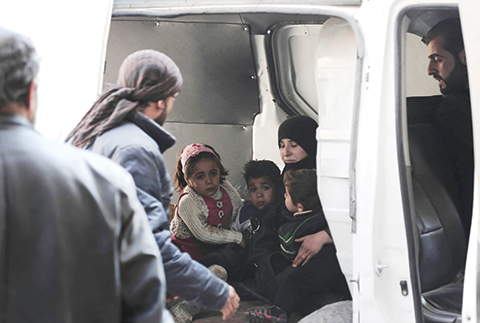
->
[2,0,480,322]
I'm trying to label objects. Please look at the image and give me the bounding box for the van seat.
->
[408,124,467,320]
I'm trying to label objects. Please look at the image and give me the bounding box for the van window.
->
[269,24,324,117]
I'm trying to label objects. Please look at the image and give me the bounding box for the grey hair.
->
[0,26,40,108]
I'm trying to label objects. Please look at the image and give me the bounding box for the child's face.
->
[284,185,298,213]
[248,177,275,210]
[186,158,220,198]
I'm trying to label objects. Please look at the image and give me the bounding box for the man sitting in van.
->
[424,18,472,235]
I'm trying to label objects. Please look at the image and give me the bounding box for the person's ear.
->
[25,81,37,122]
[459,48,466,65]
[25,81,35,110]
[157,99,166,111]
[297,203,304,212]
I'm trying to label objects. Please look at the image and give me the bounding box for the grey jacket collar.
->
[125,112,176,153]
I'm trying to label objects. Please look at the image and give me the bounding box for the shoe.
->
[245,305,288,323]
[208,264,228,281]
[169,300,202,323]
[169,301,193,323]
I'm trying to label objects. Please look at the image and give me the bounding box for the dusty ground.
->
[193,301,302,323]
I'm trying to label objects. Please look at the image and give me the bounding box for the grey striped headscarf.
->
[66,50,182,148]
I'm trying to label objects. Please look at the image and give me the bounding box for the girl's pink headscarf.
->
[181,143,214,172]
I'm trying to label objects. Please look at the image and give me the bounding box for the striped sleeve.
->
[177,194,243,245]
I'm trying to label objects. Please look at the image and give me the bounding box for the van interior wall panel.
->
[105,17,259,200]
[105,19,260,125]
[163,123,253,201]
[240,14,329,34]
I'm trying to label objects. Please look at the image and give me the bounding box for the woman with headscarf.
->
[248,115,348,322]
[276,115,333,268]
[66,50,240,323]
[253,116,331,293]
[277,115,318,172]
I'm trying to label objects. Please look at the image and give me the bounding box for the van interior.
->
[104,4,471,322]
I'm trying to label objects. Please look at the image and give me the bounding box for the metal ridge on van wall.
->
[113,0,361,9]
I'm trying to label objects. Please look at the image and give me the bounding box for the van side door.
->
[459,0,480,321]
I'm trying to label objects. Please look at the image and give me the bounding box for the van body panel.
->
[113,0,362,9]
[459,0,480,321]
[351,1,418,321]
[314,14,356,298]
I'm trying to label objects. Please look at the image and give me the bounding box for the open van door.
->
[0,0,113,141]
[459,0,480,321]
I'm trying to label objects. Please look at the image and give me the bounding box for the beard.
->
[439,61,469,95]
[154,108,168,125]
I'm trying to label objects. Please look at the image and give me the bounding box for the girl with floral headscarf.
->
[170,143,244,263]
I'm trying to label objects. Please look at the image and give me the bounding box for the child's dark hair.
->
[283,169,321,211]
[243,159,281,185]
[174,144,229,192]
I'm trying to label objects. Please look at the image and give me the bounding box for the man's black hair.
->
[423,18,464,57]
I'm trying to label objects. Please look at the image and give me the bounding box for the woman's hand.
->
[220,285,240,320]
[292,230,332,267]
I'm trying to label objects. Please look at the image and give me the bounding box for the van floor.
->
[193,300,302,323]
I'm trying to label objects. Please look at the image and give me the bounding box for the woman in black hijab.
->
[278,115,318,173]
[276,115,332,268]
[247,116,340,319]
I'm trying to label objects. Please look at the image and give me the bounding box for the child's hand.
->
[220,285,240,320]
[166,293,179,304]
[293,230,333,267]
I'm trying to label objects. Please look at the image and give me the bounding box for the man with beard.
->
[66,50,240,322]
[422,18,473,235]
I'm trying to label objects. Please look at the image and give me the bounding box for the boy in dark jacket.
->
[232,160,282,271]
[247,169,350,323]
[200,159,282,298]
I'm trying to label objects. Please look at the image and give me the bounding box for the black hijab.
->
[278,115,318,173]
